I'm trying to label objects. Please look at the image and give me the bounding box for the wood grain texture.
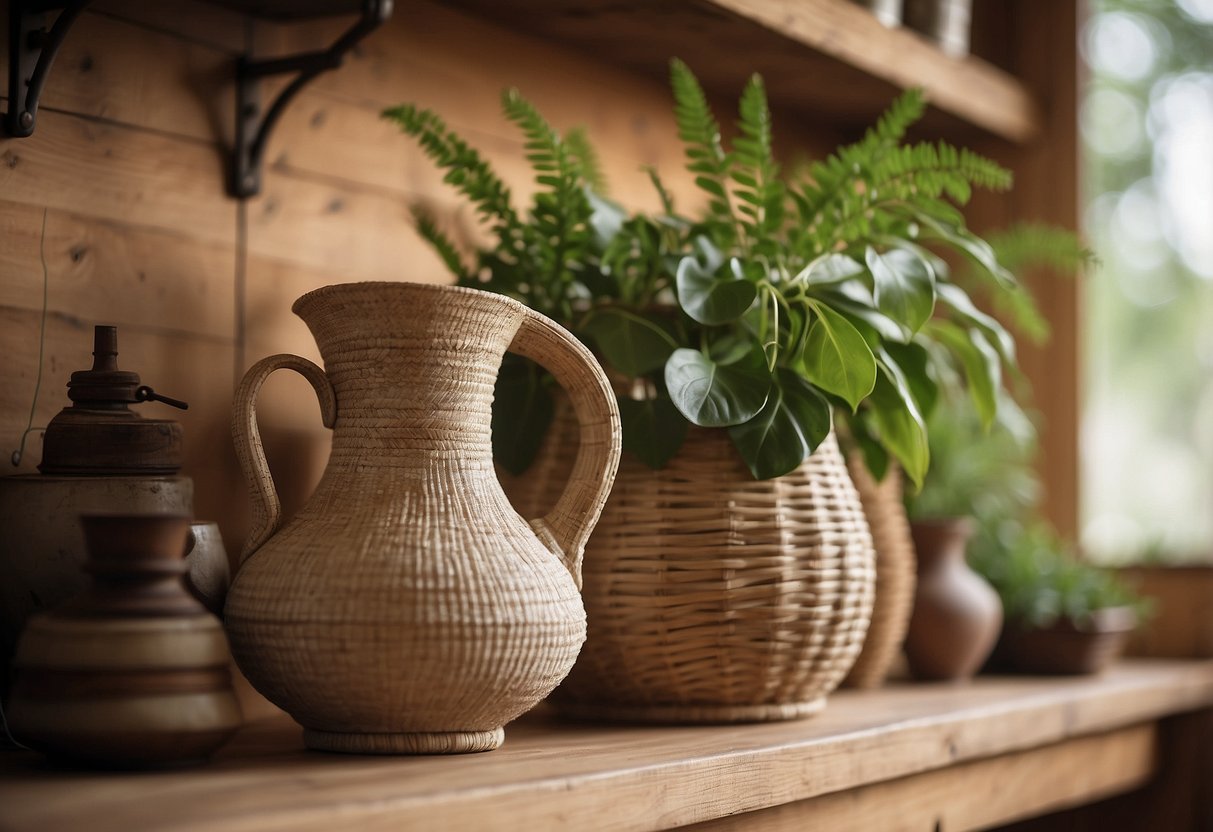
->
[0,110,234,245]
[683,724,1156,831]
[438,0,1040,142]
[1,661,1211,832]
[0,200,235,340]
[18,10,234,142]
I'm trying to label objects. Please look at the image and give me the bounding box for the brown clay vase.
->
[904,517,1002,681]
[224,282,621,755]
[7,514,242,768]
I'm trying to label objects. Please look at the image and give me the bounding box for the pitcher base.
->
[303,726,505,754]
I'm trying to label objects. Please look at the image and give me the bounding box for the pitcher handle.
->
[231,354,337,564]
[508,308,621,588]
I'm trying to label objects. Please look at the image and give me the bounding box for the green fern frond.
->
[733,73,785,251]
[982,224,1094,344]
[501,88,593,299]
[646,167,678,216]
[565,125,607,194]
[384,103,518,234]
[989,224,1095,274]
[413,208,469,282]
[669,59,736,233]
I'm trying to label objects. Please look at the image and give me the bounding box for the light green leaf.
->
[729,369,832,479]
[866,246,937,334]
[794,253,865,287]
[917,214,1017,288]
[583,308,677,378]
[930,321,1002,428]
[618,396,688,469]
[676,257,757,325]
[936,282,1016,364]
[665,347,771,427]
[801,302,877,410]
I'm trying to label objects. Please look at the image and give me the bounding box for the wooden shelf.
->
[3,661,1212,831]
[442,0,1041,144]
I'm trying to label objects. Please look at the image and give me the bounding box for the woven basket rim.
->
[292,281,528,318]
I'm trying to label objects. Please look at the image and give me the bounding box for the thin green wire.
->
[10,208,50,468]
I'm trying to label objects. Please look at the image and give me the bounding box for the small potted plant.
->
[975,523,1143,675]
[386,60,1021,720]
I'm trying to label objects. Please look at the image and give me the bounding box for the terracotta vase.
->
[7,514,242,768]
[504,399,875,723]
[904,518,1002,681]
[224,282,620,754]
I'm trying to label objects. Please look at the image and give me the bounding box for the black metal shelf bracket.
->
[231,0,392,197]
[4,0,93,138]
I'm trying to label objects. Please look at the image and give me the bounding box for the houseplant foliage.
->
[384,60,1022,486]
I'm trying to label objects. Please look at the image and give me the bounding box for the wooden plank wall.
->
[3,0,836,554]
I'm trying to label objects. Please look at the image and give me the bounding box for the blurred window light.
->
[1082,0,1213,564]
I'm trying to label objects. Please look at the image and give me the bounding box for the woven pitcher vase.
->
[505,400,876,723]
[224,282,621,754]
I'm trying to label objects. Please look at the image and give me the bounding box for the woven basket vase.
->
[505,400,876,723]
[841,456,917,688]
[224,283,621,755]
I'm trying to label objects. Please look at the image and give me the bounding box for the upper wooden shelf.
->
[3,661,1212,831]
[443,0,1042,144]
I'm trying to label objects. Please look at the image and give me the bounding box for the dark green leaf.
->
[865,246,936,334]
[583,308,678,378]
[492,355,554,475]
[728,368,831,479]
[881,341,938,420]
[664,347,771,427]
[618,396,688,469]
[816,281,910,342]
[869,363,929,487]
[801,302,877,410]
[676,257,758,325]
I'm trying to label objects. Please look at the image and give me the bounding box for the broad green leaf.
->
[936,282,1016,364]
[708,332,758,365]
[586,189,625,248]
[816,281,910,342]
[881,342,938,420]
[492,355,554,475]
[794,253,865,287]
[930,321,1001,428]
[866,246,936,334]
[664,347,770,427]
[917,214,1016,288]
[729,369,832,480]
[801,302,877,410]
[676,257,758,325]
[618,396,689,469]
[583,308,677,378]
[869,364,929,487]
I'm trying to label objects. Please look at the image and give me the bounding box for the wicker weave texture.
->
[506,402,875,723]
[225,283,621,754]
[842,456,917,689]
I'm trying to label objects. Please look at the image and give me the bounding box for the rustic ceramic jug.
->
[904,518,1002,681]
[224,282,620,755]
[8,514,241,768]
